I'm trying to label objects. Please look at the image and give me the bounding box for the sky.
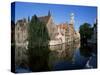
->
[12,2,97,31]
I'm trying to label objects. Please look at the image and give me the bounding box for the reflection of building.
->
[48,42,80,69]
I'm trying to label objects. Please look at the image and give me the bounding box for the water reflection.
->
[15,41,97,72]
[49,42,80,70]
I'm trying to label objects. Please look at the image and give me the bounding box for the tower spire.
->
[28,16,30,22]
[48,10,51,16]
[70,13,74,24]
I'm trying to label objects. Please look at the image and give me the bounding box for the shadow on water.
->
[27,46,50,72]
[15,42,97,73]
[48,42,81,70]
[80,42,97,57]
[15,46,50,73]
[48,41,97,70]
[15,15,51,73]
[79,42,97,68]
[80,45,92,57]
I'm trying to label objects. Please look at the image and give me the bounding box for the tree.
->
[28,15,50,48]
[27,15,50,71]
[79,23,93,43]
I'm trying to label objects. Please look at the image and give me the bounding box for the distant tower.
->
[48,10,51,16]
[70,13,74,25]
[28,16,30,22]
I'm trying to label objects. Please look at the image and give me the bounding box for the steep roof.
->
[38,15,51,24]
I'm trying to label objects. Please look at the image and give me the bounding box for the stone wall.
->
[15,19,28,47]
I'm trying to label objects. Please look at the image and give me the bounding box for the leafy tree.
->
[28,15,50,48]
[27,15,50,71]
[79,23,93,43]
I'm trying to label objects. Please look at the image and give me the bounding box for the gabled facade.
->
[15,11,80,47]
[15,18,28,47]
[38,11,57,40]
[55,13,80,43]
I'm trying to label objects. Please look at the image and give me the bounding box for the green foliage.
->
[28,15,50,48]
[79,23,93,40]
[27,46,50,71]
[27,15,50,71]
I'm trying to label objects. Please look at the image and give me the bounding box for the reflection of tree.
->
[79,45,92,57]
[27,46,50,71]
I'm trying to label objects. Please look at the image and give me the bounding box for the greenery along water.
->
[15,41,97,73]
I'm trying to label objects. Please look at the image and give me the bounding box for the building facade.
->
[15,18,28,48]
[15,11,80,47]
[55,13,80,43]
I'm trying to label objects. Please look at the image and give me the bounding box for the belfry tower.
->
[69,13,76,41]
[70,13,74,25]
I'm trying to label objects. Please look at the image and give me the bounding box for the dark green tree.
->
[79,23,93,43]
[28,15,50,48]
[27,15,50,71]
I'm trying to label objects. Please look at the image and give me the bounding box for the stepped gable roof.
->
[17,18,27,23]
[16,20,24,27]
[16,18,27,26]
[57,23,68,30]
[38,15,51,24]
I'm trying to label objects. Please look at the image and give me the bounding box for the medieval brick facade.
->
[15,11,80,47]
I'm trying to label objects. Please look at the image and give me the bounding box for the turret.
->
[28,16,30,23]
[48,10,51,17]
[70,13,74,25]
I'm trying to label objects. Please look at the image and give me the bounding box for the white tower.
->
[70,13,74,24]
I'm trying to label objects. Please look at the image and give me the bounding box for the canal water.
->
[15,42,97,73]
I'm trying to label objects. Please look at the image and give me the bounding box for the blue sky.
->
[13,2,97,31]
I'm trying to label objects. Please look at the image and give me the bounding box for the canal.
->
[15,42,97,73]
